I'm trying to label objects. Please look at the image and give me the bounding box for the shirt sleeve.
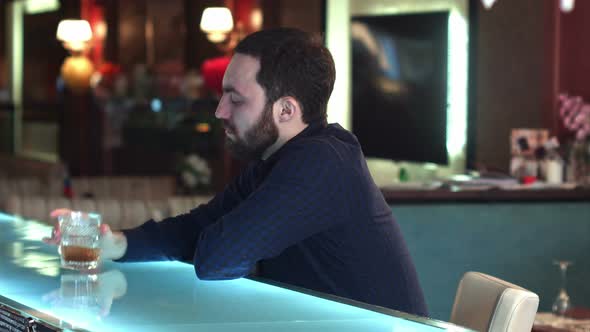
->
[193,141,350,280]
[117,165,255,262]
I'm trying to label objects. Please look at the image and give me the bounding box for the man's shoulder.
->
[293,124,359,153]
[287,134,353,163]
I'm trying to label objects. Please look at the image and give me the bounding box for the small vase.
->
[567,140,590,185]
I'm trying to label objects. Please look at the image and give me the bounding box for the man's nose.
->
[215,101,229,120]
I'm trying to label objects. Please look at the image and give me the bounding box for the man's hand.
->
[43,208,128,261]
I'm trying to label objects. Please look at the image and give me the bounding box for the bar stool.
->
[450,271,539,332]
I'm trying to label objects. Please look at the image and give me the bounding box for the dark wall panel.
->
[118,0,147,68]
[474,0,549,171]
[559,0,590,99]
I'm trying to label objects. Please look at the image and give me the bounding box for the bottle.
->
[545,158,564,184]
[398,167,409,182]
[543,137,564,184]
[63,167,73,199]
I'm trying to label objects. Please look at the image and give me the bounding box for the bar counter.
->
[385,186,590,319]
[382,186,590,203]
[0,213,470,332]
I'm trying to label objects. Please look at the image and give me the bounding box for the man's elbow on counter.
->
[193,260,248,281]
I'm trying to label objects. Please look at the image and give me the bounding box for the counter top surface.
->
[0,212,469,332]
[382,185,590,203]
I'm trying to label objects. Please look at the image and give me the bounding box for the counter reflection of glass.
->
[43,270,127,318]
[58,211,101,270]
[552,260,573,316]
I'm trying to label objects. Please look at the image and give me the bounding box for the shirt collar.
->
[262,120,327,164]
[296,120,328,139]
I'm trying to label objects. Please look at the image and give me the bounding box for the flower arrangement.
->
[558,93,590,184]
[559,93,590,141]
[179,154,212,193]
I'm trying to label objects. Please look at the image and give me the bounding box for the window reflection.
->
[10,241,60,277]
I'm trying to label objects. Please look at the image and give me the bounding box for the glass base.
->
[61,259,100,270]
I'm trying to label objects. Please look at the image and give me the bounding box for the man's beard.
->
[225,103,279,161]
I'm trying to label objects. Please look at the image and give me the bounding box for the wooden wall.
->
[474,0,552,171]
[473,0,590,171]
[277,0,323,32]
[262,0,324,33]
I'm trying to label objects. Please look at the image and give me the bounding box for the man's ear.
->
[276,97,301,123]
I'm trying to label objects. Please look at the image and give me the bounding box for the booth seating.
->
[68,176,176,200]
[3,194,213,230]
[1,176,176,206]
[0,155,199,230]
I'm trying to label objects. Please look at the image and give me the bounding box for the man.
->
[45,28,428,316]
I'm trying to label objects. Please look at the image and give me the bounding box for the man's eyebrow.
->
[222,86,243,96]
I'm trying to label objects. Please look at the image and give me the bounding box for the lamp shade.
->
[481,0,497,9]
[200,7,233,43]
[56,19,92,51]
[61,55,95,93]
[560,0,575,13]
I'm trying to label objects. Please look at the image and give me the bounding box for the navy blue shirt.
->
[118,122,428,316]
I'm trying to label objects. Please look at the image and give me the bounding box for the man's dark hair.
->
[235,28,336,124]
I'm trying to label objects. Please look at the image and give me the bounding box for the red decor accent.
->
[95,62,121,90]
[97,62,121,76]
[81,0,105,66]
[522,176,537,185]
[201,56,231,96]
[233,0,257,33]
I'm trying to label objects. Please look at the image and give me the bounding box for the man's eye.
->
[230,97,243,105]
